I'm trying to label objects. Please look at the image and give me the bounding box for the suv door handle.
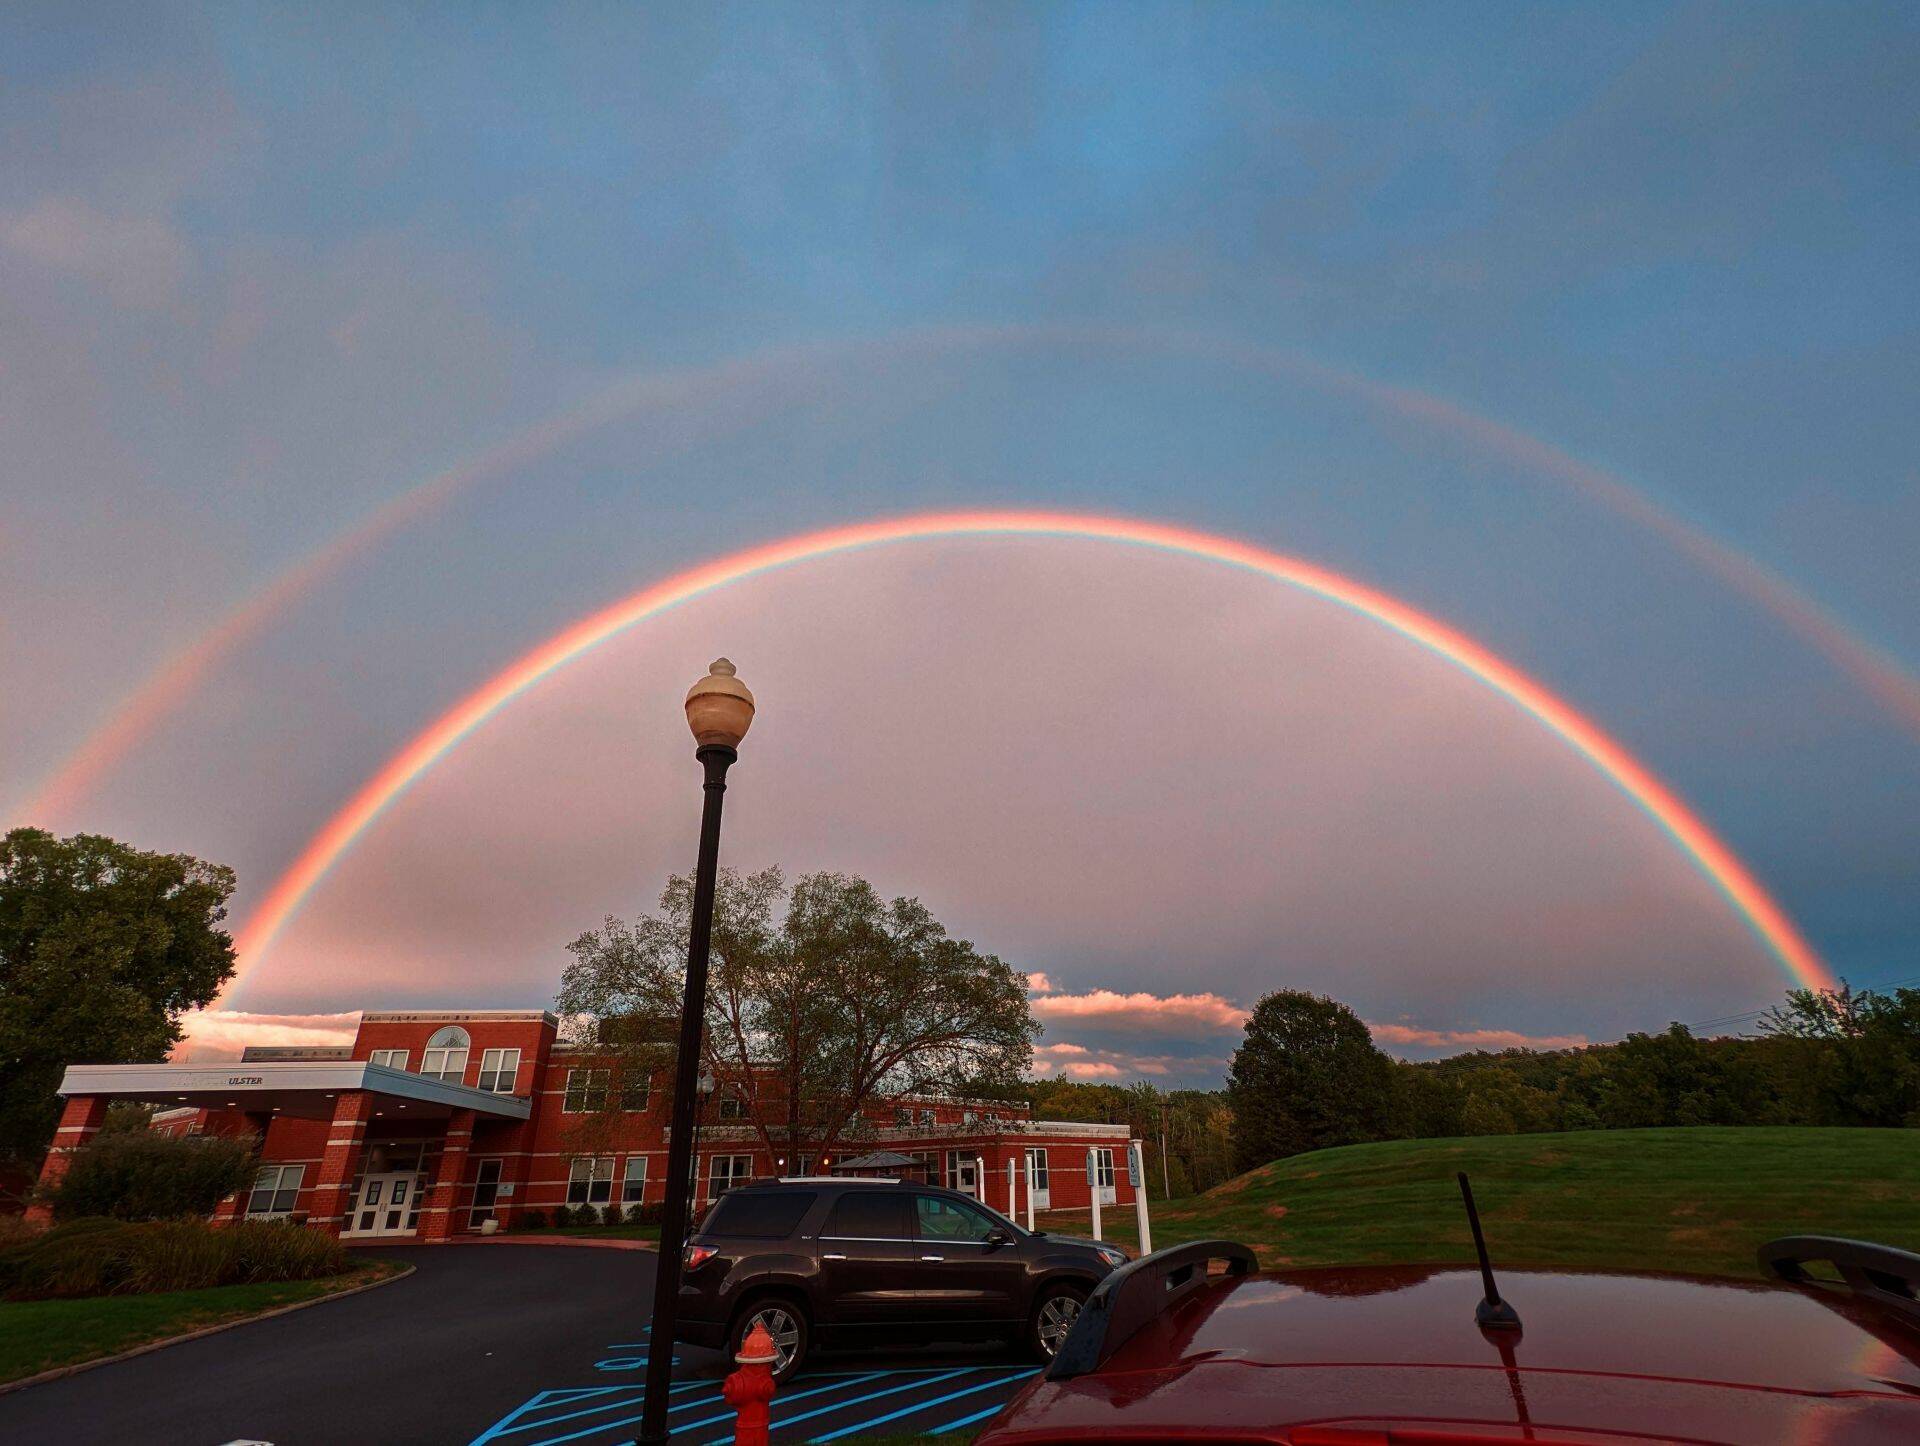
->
[823,1253,847,1260]
[920,1254,944,1261]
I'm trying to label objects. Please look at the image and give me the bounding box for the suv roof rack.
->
[1045,1239,1256,1380]
[769,1174,899,1184]
[1759,1235,1920,1322]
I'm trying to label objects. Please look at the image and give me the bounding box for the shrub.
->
[47,1131,260,1222]
[517,1208,548,1230]
[0,1217,350,1300]
[601,1203,624,1226]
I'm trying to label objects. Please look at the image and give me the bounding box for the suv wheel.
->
[1028,1281,1089,1362]
[730,1297,809,1382]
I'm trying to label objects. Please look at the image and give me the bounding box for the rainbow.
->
[227,509,1834,1001]
[17,326,1918,831]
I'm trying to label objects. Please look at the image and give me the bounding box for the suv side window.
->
[913,1193,1000,1242]
[703,1190,815,1239]
[822,1190,913,1239]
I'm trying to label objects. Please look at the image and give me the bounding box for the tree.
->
[558,867,1038,1160]
[0,829,236,1171]
[45,1130,259,1222]
[1227,991,1392,1171]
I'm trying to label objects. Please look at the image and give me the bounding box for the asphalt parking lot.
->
[0,1244,1038,1445]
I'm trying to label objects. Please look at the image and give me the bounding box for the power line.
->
[1685,971,1920,1034]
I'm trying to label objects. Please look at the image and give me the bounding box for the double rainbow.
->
[228,509,1834,1000]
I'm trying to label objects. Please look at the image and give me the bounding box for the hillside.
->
[1052,1127,1920,1280]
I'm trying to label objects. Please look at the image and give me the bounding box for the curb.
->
[0,1262,417,1397]
[462,1234,657,1252]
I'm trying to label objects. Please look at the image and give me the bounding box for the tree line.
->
[1227,986,1920,1173]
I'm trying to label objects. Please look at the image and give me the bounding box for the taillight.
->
[684,1243,718,1271]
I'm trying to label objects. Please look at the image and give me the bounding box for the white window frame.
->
[716,1086,749,1121]
[476,1047,520,1094]
[1025,1147,1050,1192]
[368,1048,408,1070]
[706,1153,753,1200]
[247,1163,304,1218]
[1092,1147,1117,1205]
[470,1158,503,1227]
[563,1068,610,1113]
[421,1026,470,1084]
[620,1072,651,1111]
[568,1156,614,1206]
[621,1155,648,1205]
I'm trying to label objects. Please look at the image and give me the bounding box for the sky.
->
[3,3,1916,1086]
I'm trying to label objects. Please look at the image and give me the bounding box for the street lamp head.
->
[685,658,755,750]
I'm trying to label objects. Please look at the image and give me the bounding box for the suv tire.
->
[1027,1281,1090,1362]
[729,1294,810,1383]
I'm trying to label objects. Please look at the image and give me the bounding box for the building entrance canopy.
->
[55,1061,531,1122]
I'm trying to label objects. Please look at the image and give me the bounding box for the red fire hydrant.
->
[723,1319,779,1446]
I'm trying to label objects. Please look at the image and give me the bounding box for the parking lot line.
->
[490,1379,716,1437]
[804,1368,1038,1443]
[524,1370,893,1446]
[930,1398,1016,1434]
[700,1367,976,1444]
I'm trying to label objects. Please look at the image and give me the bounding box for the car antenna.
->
[1457,1172,1521,1331]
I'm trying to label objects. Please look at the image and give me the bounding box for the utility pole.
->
[1159,1102,1172,1199]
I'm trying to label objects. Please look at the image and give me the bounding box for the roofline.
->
[56,1061,533,1119]
[360,1009,558,1026]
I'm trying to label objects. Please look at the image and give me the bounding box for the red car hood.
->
[977,1265,1920,1445]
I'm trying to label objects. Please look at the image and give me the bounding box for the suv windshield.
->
[703,1190,815,1238]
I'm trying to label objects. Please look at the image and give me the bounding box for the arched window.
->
[421,1026,470,1083]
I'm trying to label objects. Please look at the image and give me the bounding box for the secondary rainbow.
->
[228,509,1833,1001]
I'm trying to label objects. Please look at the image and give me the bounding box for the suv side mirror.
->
[985,1226,1012,1247]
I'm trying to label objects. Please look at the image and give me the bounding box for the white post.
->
[1006,1158,1018,1219]
[975,1154,985,1204]
[1024,1150,1036,1231]
[1086,1147,1102,1241]
[1130,1140,1152,1256]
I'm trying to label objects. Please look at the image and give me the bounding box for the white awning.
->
[56,1060,531,1121]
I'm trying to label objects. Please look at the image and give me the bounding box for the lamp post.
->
[639,659,754,1446]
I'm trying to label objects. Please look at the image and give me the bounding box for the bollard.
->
[723,1319,779,1446]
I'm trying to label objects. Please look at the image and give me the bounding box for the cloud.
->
[2,196,190,308]
[173,1010,361,1062]
[1030,989,1249,1035]
[1026,970,1054,994]
[1367,1022,1593,1053]
[1032,1039,1221,1080]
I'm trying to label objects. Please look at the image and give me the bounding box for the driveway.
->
[0,1244,1039,1444]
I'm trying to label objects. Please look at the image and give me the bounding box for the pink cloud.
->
[1367,1021,1592,1052]
[1035,1042,1089,1057]
[1031,989,1249,1035]
[1059,1061,1124,1079]
[173,1009,361,1062]
[1026,971,1054,994]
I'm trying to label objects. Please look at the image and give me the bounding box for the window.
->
[567,1157,614,1206]
[905,1150,938,1183]
[918,1108,935,1128]
[247,1164,304,1218]
[789,1153,816,1178]
[621,1156,648,1205]
[945,1150,979,1191]
[563,1068,610,1112]
[893,1106,913,1127]
[822,1190,913,1239]
[914,1192,999,1243]
[717,1088,748,1121]
[619,1072,650,1111]
[706,1153,754,1199]
[476,1048,520,1094]
[421,1026,470,1083]
[705,1190,815,1239]
[368,1048,408,1070]
[1025,1147,1050,1192]
[1091,1147,1116,1203]
[470,1159,503,1227]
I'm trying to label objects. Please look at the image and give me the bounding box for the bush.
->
[0,1217,350,1300]
[602,1203,624,1226]
[47,1132,260,1222]
[517,1208,548,1230]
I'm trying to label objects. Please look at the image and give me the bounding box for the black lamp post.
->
[639,659,754,1446]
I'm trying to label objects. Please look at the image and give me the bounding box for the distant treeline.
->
[1027,983,1920,1192]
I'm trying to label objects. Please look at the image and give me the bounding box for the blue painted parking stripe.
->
[525,1371,891,1446]
[702,1368,976,1444]
[806,1369,1038,1442]
[930,1398,1017,1435]
[494,1379,714,1435]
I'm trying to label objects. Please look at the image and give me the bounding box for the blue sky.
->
[3,3,1915,1080]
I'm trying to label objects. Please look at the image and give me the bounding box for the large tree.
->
[0,828,236,1171]
[1227,990,1393,1171]
[558,867,1039,1159]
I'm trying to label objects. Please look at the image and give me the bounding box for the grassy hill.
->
[1042,1127,1920,1280]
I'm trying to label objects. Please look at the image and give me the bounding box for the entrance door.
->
[1025,1148,1051,1211]
[345,1172,422,1236]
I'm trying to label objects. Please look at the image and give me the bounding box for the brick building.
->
[34,1009,1137,1241]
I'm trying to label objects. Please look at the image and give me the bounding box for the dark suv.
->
[674,1177,1128,1380]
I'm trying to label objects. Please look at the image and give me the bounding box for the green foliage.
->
[0,1217,350,1300]
[559,867,1039,1159]
[0,828,236,1169]
[1228,991,1394,1171]
[1026,1078,1236,1194]
[46,1131,258,1223]
[517,1208,549,1230]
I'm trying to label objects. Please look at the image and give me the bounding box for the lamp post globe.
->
[639,658,754,1446]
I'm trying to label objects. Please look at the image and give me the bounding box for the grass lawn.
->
[1033,1126,1920,1280]
[0,1259,407,1386]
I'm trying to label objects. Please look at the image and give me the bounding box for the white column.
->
[1007,1158,1019,1219]
[974,1153,986,1203]
[1130,1140,1152,1256]
[1024,1151,1036,1231]
[1086,1147,1102,1241]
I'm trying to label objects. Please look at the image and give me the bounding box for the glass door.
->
[345,1172,422,1237]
